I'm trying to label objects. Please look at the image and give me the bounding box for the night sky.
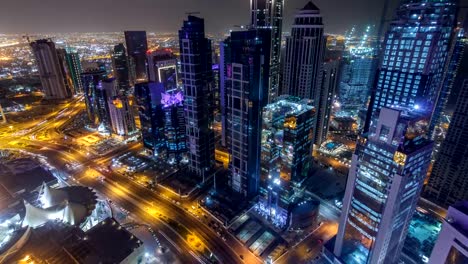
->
[0,0,403,34]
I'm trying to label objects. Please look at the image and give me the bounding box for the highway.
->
[274,222,338,264]
[0,99,261,264]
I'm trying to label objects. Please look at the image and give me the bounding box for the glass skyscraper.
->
[365,0,457,132]
[223,28,271,197]
[250,0,283,103]
[179,16,215,179]
[124,31,148,82]
[112,43,131,95]
[330,107,434,264]
[424,77,468,208]
[134,82,165,156]
[282,1,325,102]
[64,48,83,94]
[258,96,315,227]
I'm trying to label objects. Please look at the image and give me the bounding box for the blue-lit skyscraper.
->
[224,28,271,197]
[339,48,376,113]
[179,16,215,178]
[328,107,433,264]
[364,0,457,132]
[251,0,283,103]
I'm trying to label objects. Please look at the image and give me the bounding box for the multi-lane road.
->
[0,99,262,264]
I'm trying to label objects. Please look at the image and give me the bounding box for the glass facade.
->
[178,16,215,178]
[124,31,148,81]
[334,107,433,264]
[112,43,131,95]
[224,29,271,197]
[365,0,457,131]
[258,97,315,227]
[250,0,283,103]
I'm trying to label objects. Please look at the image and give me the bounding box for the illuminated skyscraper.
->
[258,97,315,227]
[251,0,283,103]
[424,78,468,208]
[161,91,187,164]
[124,31,148,82]
[95,79,117,133]
[81,68,107,125]
[339,48,376,113]
[56,48,74,95]
[112,44,131,94]
[179,16,215,178]
[108,96,137,137]
[30,39,72,99]
[146,49,178,90]
[134,82,165,156]
[364,0,457,132]
[64,48,83,94]
[224,28,271,197]
[329,107,433,264]
[315,59,339,146]
[282,1,325,101]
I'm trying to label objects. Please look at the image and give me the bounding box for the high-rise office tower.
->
[64,48,83,94]
[259,97,315,227]
[81,68,107,125]
[146,49,178,90]
[108,96,137,137]
[134,82,165,156]
[124,31,148,82]
[364,0,457,132]
[282,2,325,102]
[440,29,468,115]
[251,0,283,103]
[112,44,131,94]
[179,16,215,178]
[329,107,433,264]
[161,91,187,164]
[56,48,74,95]
[315,59,339,146]
[339,48,376,113]
[30,39,72,99]
[219,39,231,147]
[424,78,468,208]
[428,201,468,264]
[224,29,271,197]
[95,79,117,133]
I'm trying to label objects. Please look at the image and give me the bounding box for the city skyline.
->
[0,0,401,35]
[0,0,467,263]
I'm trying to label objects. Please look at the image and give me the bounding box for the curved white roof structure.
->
[22,184,95,229]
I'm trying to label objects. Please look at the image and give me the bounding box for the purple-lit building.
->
[428,201,468,264]
[161,91,187,164]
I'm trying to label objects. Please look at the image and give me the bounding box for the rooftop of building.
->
[7,218,143,263]
[299,1,320,13]
[85,217,143,262]
[0,158,56,197]
[263,96,313,117]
